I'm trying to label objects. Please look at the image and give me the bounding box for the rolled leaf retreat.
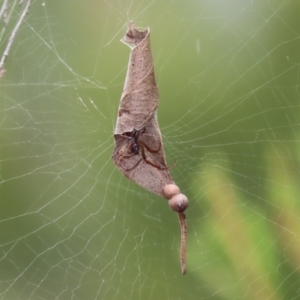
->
[112,22,188,274]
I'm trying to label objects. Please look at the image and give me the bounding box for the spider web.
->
[1,1,300,299]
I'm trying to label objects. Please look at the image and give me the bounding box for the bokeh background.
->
[1,1,300,299]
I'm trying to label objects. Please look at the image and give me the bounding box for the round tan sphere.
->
[168,193,188,212]
[162,184,180,200]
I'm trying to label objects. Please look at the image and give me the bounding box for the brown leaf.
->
[114,21,159,135]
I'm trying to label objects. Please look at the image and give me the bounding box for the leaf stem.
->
[178,212,187,274]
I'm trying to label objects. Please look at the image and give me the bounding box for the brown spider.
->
[118,128,170,171]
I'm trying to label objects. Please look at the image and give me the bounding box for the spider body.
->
[127,130,140,155]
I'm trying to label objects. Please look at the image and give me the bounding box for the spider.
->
[118,128,170,171]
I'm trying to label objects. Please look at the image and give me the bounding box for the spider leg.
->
[120,152,135,159]
[120,134,132,140]
[119,157,142,172]
[143,156,174,170]
[118,140,136,160]
[140,142,175,170]
[140,139,161,153]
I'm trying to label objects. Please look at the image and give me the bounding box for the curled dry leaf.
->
[112,21,188,274]
[114,21,158,135]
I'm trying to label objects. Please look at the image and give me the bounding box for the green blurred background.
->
[1,0,300,299]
